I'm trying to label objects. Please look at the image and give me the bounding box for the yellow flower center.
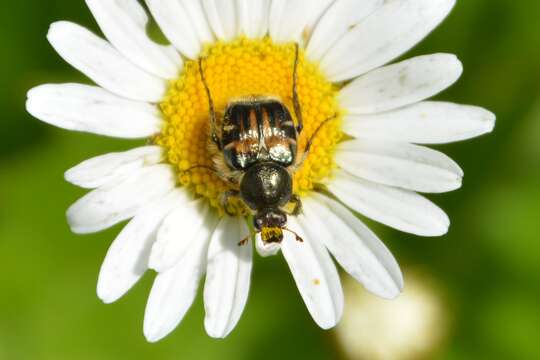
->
[155,38,342,215]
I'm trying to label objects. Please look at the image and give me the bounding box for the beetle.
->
[197,45,334,246]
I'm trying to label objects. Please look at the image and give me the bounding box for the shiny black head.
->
[240,162,292,211]
[253,209,287,232]
[253,209,288,244]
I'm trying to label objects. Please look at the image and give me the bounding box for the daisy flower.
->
[26,0,495,341]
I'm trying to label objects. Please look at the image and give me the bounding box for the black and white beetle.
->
[197,45,334,246]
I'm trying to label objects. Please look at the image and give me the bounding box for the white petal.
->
[26,84,162,138]
[113,0,148,26]
[202,0,238,41]
[282,217,343,329]
[307,0,382,62]
[149,200,218,272]
[146,0,212,59]
[336,139,463,193]
[255,234,281,257]
[339,54,463,114]
[47,21,166,102]
[269,0,317,43]
[85,0,182,79]
[144,229,210,342]
[67,165,176,234]
[97,190,186,304]
[303,195,403,299]
[180,0,215,43]
[321,0,456,82]
[237,0,271,39]
[204,217,252,338]
[304,0,335,33]
[65,146,163,189]
[343,101,496,144]
[327,170,450,236]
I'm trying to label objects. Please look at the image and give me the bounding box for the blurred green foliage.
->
[1,1,539,359]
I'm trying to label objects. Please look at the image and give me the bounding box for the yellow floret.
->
[155,37,343,215]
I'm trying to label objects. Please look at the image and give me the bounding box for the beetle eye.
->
[253,216,264,231]
[277,213,287,227]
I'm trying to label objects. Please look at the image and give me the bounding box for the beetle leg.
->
[181,165,238,187]
[305,114,337,154]
[220,190,240,216]
[287,194,303,216]
[199,57,222,150]
[292,43,304,135]
[183,164,217,174]
[293,114,338,169]
[181,164,223,179]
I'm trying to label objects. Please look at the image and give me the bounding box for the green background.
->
[1,0,539,359]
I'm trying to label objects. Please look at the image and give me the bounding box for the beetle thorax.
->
[240,162,292,211]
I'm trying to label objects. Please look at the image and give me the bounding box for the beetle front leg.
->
[288,194,303,216]
[199,57,222,150]
[292,43,304,135]
[220,190,240,216]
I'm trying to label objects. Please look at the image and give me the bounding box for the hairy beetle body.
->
[221,98,297,170]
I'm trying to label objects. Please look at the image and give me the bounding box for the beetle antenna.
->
[284,227,304,243]
[238,235,251,246]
